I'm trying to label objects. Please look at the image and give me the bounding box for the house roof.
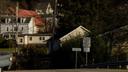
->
[18,9,45,26]
[7,7,45,26]
[60,26,90,42]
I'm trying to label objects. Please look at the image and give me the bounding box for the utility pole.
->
[51,0,57,53]
[53,0,57,37]
[15,1,19,53]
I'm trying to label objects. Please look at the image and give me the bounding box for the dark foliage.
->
[16,46,49,69]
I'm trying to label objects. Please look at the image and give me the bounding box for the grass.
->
[0,48,16,52]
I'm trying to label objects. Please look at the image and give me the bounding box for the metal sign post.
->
[83,37,91,66]
[0,68,2,72]
[75,51,78,68]
[72,48,81,68]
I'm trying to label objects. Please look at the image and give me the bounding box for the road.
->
[0,52,11,67]
[4,69,128,72]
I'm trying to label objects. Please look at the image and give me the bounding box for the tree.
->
[16,45,49,69]
[0,36,9,48]
[57,0,128,37]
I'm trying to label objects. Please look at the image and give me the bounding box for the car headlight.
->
[9,57,13,61]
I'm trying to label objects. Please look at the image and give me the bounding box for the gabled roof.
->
[18,9,45,26]
[60,26,90,42]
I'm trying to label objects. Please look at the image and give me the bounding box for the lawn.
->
[0,48,16,52]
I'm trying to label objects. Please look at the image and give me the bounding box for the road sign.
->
[83,37,91,66]
[83,37,91,52]
[83,37,91,48]
[72,48,81,68]
[0,68,2,72]
[72,48,81,52]
[84,48,90,52]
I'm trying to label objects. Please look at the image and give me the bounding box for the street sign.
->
[72,48,81,52]
[84,48,90,52]
[72,47,81,68]
[83,37,91,65]
[83,37,91,48]
[0,68,2,72]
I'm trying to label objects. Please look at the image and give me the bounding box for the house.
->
[60,26,90,43]
[0,0,56,33]
[0,0,54,46]
[34,0,53,15]
[0,7,48,36]
[16,34,52,45]
[34,0,58,33]
[0,16,29,38]
[0,15,43,39]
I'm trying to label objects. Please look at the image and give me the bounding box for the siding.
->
[0,23,28,34]
[17,35,51,45]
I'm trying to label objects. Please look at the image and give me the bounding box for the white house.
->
[60,26,90,42]
[28,17,38,34]
[16,34,52,45]
[0,16,42,39]
[0,16,30,36]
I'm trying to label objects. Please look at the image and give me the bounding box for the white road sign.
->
[84,48,90,52]
[72,48,81,51]
[83,37,91,52]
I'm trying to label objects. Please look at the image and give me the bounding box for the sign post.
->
[0,68,2,72]
[72,48,81,68]
[83,37,91,66]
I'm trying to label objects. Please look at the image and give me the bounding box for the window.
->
[39,37,42,40]
[42,37,45,40]
[20,39,23,43]
[39,37,45,40]
[1,18,5,23]
[14,27,18,31]
[21,27,23,31]
[29,37,32,41]
[18,18,20,23]
[4,35,9,38]
[7,27,9,31]
[20,18,26,23]
[5,18,11,23]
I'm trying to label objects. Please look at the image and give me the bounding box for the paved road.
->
[4,69,128,72]
[0,53,11,67]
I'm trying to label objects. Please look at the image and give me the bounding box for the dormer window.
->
[20,18,26,23]
[5,18,11,23]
